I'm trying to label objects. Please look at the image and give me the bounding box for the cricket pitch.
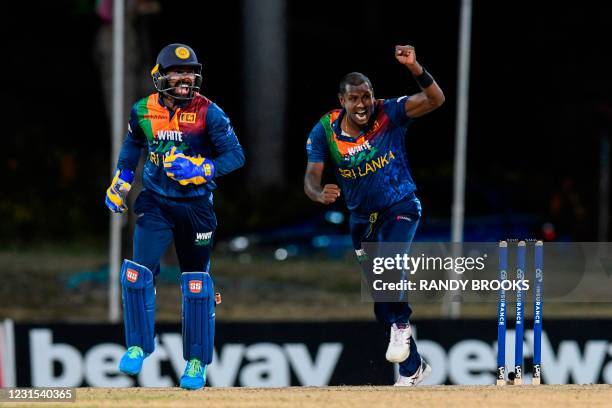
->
[32,385,612,407]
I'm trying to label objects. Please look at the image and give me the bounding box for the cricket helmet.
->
[151,43,203,101]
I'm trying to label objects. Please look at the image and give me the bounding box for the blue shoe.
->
[180,359,206,390]
[119,346,147,375]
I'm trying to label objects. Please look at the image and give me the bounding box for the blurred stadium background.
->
[2,0,612,389]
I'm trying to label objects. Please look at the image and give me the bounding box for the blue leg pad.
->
[181,272,215,364]
[121,259,156,354]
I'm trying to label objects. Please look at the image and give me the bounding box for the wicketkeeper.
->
[105,43,244,390]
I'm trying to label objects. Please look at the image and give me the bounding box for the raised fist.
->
[395,45,417,68]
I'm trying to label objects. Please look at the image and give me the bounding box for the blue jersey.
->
[117,93,244,198]
[306,97,416,217]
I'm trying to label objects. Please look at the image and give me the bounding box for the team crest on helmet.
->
[175,47,190,59]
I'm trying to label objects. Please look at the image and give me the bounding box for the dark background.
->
[4,0,612,245]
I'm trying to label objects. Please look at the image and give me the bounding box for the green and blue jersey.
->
[117,93,244,198]
[307,97,417,217]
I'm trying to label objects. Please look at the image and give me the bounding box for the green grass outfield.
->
[3,248,612,321]
[7,385,612,408]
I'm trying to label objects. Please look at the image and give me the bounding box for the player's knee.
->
[130,256,160,276]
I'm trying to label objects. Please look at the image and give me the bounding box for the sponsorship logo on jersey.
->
[144,114,168,120]
[156,130,183,142]
[195,231,213,246]
[338,150,396,180]
[355,248,369,263]
[346,141,372,157]
[126,268,139,283]
[179,112,197,124]
[189,280,202,294]
[343,145,378,169]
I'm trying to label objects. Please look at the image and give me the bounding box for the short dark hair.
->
[338,72,373,95]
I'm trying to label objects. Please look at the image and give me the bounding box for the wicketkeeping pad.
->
[121,259,156,354]
[181,271,215,363]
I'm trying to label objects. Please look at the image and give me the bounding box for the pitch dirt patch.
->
[47,385,612,408]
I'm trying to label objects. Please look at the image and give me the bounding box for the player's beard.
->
[172,81,193,98]
[171,81,193,99]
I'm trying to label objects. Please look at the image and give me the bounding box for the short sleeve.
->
[383,96,413,127]
[306,122,328,162]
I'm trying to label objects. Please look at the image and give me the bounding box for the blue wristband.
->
[118,169,135,183]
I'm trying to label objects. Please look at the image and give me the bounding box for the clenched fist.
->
[395,45,422,75]
[318,184,341,205]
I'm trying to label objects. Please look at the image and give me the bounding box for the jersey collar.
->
[157,94,192,111]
